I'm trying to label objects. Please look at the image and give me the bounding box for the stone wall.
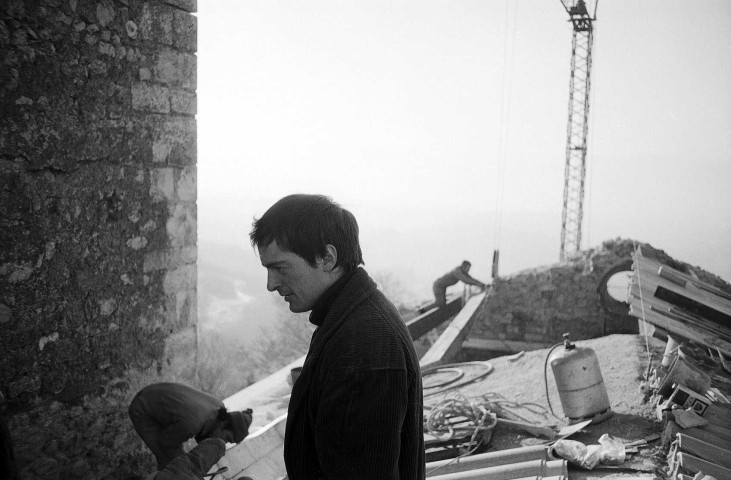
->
[471,239,640,345]
[0,1,198,478]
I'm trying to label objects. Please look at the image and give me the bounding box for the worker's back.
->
[433,268,461,290]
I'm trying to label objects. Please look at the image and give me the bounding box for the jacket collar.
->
[308,269,356,327]
[285,267,376,445]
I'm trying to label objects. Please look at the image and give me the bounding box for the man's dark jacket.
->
[284,267,425,479]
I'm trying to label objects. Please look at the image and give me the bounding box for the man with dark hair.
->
[421,260,487,313]
[250,193,425,479]
[128,383,252,471]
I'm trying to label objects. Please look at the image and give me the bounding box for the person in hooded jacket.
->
[128,382,252,471]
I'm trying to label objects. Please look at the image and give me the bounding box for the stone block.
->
[164,290,187,328]
[151,49,196,90]
[166,202,196,247]
[165,0,197,13]
[138,3,173,45]
[177,166,196,202]
[143,246,196,273]
[172,9,196,52]
[162,264,196,295]
[158,117,196,166]
[149,167,175,202]
[162,326,197,379]
[152,140,171,163]
[132,82,170,113]
[170,88,196,115]
[180,245,197,264]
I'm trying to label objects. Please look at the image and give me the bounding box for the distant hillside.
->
[198,240,275,341]
[196,240,314,397]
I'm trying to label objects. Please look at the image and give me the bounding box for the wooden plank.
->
[215,413,287,478]
[663,421,731,451]
[649,305,731,341]
[461,338,554,353]
[420,292,486,369]
[655,285,731,326]
[658,265,687,287]
[676,452,731,480]
[224,355,304,434]
[406,296,463,340]
[630,279,731,339]
[677,433,731,468]
[703,403,731,431]
[657,264,731,301]
[627,304,731,357]
[634,253,731,319]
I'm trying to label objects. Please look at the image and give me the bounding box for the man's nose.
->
[266,271,281,292]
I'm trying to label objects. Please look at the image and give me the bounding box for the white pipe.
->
[426,445,548,476]
[427,459,566,480]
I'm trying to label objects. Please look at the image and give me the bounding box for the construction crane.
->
[558,0,597,261]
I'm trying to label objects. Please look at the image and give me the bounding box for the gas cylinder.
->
[548,333,613,424]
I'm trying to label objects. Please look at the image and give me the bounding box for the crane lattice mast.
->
[559,0,595,261]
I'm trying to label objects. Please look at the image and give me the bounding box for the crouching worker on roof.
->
[128,382,252,472]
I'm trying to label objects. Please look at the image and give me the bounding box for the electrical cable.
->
[423,394,497,476]
[422,361,494,397]
[424,391,556,476]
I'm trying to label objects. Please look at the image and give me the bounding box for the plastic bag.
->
[598,433,626,465]
[552,439,602,469]
[552,434,626,469]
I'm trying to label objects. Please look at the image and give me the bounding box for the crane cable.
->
[493,0,520,251]
[632,240,655,380]
[585,6,600,252]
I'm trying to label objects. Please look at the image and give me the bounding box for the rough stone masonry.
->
[0,1,198,478]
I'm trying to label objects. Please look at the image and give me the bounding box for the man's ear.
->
[321,244,338,272]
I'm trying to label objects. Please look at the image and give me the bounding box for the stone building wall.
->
[471,239,640,345]
[0,1,198,478]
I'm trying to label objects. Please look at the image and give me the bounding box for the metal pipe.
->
[426,445,548,476]
[427,459,566,480]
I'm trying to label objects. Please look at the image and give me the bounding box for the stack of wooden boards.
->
[628,245,731,359]
[662,402,731,479]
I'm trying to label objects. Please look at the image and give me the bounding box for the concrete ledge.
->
[420,292,486,369]
[406,296,462,340]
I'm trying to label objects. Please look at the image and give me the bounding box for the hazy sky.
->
[196,0,731,297]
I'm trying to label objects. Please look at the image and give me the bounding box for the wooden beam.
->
[420,292,486,369]
[461,338,554,353]
[655,285,731,326]
[627,304,731,357]
[406,296,463,340]
[224,355,304,434]
[629,277,731,346]
[658,264,731,301]
[215,414,287,479]
[663,421,731,451]
[675,452,731,480]
[634,253,731,319]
